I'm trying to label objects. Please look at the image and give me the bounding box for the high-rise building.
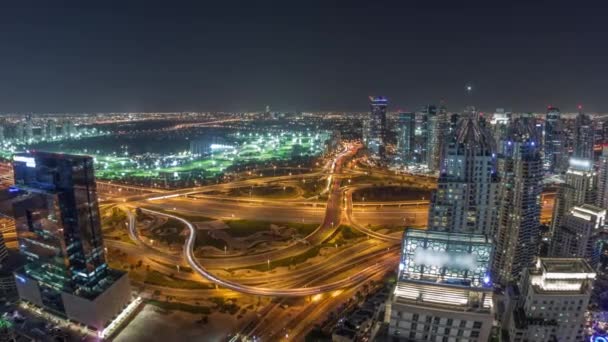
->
[385,229,494,342]
[366,96,388,160]
[543,106,566,173]
[550,157,597,236]
[436,103,449,167]
[506,258,594,342]
[397,112,416,165]
[573,108,595,160]
[597,147,608,209]
[493,116,544,283]
[0,125,4,144]
[423,105,440,171]
[550,204,606,264]
[428,115,499,235]
[490,108,511,155]
[11,152,132,332]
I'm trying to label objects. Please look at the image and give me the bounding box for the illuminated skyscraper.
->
[597,147,608,209]
[506,258,594,342]
[573,107,595,160]
[550,204,605,263]
[366,96,388,160]
[0,125,4,144]
[422,105,440,171]
[385,229,494,341]
[11,152,131,332]
[543,106,566,173]
[550,157,597,237]
[436,102,449,166]
[493,116,543,283]
[490,108,511,155]
[428,115,499,235]
[397,112,416,164]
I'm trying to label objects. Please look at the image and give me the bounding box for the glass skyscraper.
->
[543,106,566,173]
[366,96,388,160]
[493,116,544,283]
[11,151,131,331]
[573,108,595,160]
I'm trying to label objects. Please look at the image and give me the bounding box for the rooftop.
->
[404,228,490,244]
[539,258,595,274]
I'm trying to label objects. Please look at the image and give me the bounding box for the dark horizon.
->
[1,1,607,114]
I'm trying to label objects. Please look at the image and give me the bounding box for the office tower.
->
[573,108,595,160]
[47,119,57,139]
[428,115,499,235]
[493,116,543,283]
[544,106,566,173]
[506,258,594,342]
[436,102,449,166]
[0,125,4,144]
[423,105,440,171]
[397,112,416,164]
[385,229,494,342]
[550,157,597,236]
[550,205,606,264]
[62,120,76,138]
[597,147,608,209]
[11,152,131,332]
[367,96,388,160]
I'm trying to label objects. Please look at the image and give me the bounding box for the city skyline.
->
[2,2,608,341]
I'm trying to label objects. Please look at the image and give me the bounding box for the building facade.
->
[550,204,606,264]
[428,115,499,235]
[11,152,132,332]
[385,229,494,342]
[543,106,566,173]
[397,112,416,165]
[550,157,597,237]
[494,116,544,283]
[507,258,594,342]
[366,96,388,160]
[573,109,595,160]
[597,147,608,209]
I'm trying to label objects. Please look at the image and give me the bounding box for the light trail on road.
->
[140,207,397,297]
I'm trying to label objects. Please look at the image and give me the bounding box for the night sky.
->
[0,1,607,113]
